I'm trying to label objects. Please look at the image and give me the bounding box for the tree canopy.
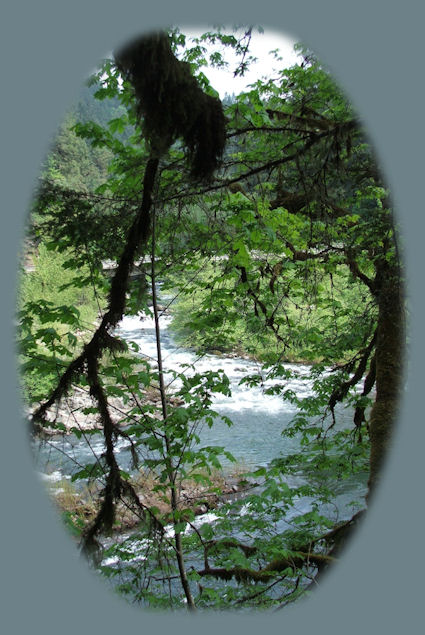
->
[18,26,405,612]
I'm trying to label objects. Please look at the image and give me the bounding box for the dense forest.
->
[18,26,405,611]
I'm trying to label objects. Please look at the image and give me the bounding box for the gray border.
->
[1,1,423,632]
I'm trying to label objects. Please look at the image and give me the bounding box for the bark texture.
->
[367,259,405,499]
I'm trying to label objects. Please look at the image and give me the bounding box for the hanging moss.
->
[114,31,226,182]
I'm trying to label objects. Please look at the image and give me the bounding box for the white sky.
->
[182,27,300,98]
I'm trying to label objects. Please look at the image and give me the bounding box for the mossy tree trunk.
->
[367,258,405,500]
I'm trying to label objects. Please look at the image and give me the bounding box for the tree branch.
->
[197,551,335,583]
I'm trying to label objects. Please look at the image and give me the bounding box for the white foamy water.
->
[34,302,361,480]
[118,311,312,418]
[38,470,68,482]
[33,301,367,590]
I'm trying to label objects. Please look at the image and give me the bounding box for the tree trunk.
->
[367,259,405,500]
[150,212,196,611]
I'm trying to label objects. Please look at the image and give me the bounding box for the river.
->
[32,301,368,607]
[34,305,366,495]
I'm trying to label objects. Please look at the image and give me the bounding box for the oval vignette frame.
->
[1,1,424,634]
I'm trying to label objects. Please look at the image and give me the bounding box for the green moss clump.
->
[114,31,226,182]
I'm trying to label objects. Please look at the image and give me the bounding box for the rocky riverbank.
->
[32,383,185,436]
[48,463,258,536]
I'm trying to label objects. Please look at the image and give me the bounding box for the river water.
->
[32,302,368,606]
[34,304,367,514]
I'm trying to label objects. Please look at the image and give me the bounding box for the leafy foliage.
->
[18,25,405,612]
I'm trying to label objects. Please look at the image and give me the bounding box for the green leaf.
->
[174,522,187,534]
